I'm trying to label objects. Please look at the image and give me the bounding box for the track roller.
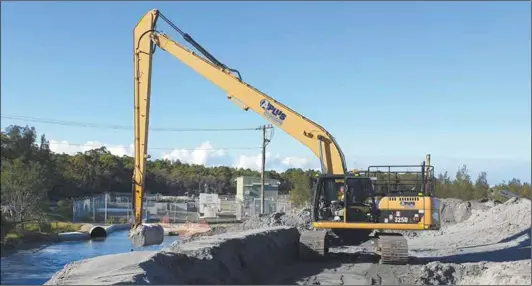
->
[298,230,329,261]
[375,233,409,264]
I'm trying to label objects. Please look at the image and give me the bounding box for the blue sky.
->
[1,1,530,184]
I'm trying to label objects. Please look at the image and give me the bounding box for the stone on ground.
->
[129,224,164,247]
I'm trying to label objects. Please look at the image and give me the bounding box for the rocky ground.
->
[45,197,531,285]
[217,197,532,285]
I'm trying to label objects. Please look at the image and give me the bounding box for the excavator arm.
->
[132,9,347,234]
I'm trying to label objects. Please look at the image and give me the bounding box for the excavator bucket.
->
[129,224,164,247]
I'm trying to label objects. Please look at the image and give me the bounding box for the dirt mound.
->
[389,198,501,238]
[408,198,531,285]
[215,209,312,234]
[45,227,300,285]
[423,197,529,246]
[439,198,491,225]
[413,260,531,285]
[172,209,312,246]
[459,260,532,285]
[415,262,458,285]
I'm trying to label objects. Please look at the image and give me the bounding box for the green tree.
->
[1,159,48,227]
[474,171,490,199]
[1,124,531,207]
[453,165,475,200]
[288,171,313,207]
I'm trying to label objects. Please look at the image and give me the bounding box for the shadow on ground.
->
[273,228,532,285]
[271,251,381,285]
[412,227,531,264]
[128,228,530,285]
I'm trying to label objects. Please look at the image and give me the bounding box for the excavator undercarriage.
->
[299,230,410,264]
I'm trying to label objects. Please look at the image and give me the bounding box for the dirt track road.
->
[269,243,420,285]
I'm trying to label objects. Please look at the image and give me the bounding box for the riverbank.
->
[1,221,241,258]
[1,222,84,257]
[1,230,180,285]
[1,222,134,257]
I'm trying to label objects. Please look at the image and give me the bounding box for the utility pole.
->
[259,124,274,214]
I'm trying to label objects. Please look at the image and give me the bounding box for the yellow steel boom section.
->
[132,10,158,227]
[132,9,347,225]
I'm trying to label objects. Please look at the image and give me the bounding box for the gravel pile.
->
[439,198,496,225]
[175,208,313,245]
[412,260,532,285]
[411,197,531,246]
[414,262,458,285]
[394,198,504,238]
[235,208,313,233]
[409,197,531,285]
[458,260,532,285]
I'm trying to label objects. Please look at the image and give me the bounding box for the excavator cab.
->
[311,175,377,224]
[301,155,441,263]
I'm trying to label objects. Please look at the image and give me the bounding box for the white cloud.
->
[48,139,316,171]
[281,156,314,169]
[49,140,133,157]
[235,152,318,172]
[234,153,264,170]
[161,141,228,166]
[162,142,318,171]
[47,139,531,184]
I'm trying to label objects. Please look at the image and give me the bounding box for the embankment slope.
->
[46,197,531,285]
[45,227,299,285]
[409,197,531,285]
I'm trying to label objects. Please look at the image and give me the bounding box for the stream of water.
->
[0,230,179,285]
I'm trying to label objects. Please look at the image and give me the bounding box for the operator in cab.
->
[338,185,345,203]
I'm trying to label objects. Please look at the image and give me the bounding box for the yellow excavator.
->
[131,9,442,263]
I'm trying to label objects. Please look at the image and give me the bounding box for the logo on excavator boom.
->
[400,201,416,208]
[260,99,287,125]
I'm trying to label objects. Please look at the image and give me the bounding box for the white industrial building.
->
[198,193,221,218]
[235,176,280,218]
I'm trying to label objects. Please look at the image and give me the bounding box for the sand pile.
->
[235,208,313,233]
[46,227,300,285]
[439,198,494,225]
[169,209,312,247]
[411,197,531,248]
[394,198,505,238]
[413,260,531,285]
[409,197,531,285]
[458,260,532,285]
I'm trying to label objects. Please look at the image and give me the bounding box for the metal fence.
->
[72,193,202,224]
[73,193,296,224]
[234,195,296,219]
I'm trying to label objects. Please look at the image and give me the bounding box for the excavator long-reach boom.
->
[131,10,441,265]
[132,9,348,230]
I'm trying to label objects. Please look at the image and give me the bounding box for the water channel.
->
[1,230,180,285]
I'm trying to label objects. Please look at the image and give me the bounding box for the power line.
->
[48,142,261,151]
[1,114,260,132]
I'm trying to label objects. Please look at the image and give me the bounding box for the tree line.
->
[1,124,530,230]
[0,125,321,202]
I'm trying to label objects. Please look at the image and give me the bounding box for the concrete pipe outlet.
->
[88,226,107,238]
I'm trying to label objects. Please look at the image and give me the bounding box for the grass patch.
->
[22,221,82,234]
[3,221,84,247]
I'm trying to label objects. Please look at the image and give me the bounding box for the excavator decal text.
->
[260,99,287,125]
